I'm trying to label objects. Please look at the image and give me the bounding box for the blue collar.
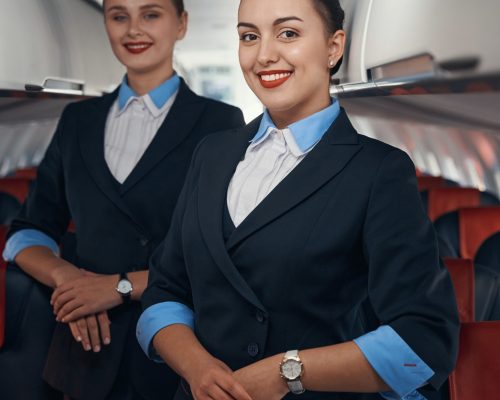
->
[251,99,341,153]
[118,74,181,111]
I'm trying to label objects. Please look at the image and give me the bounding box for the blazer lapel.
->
[226,109,363,251]
[197,117,268,311]
[77,90,143,228]
[120,80,207,195]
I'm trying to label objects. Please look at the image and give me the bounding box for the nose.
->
[127,16,144,38]
[257,36,279,66]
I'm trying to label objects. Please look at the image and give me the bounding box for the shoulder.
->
[178,80,242,117]
[197,95,240,113]
[356,133,414,169]
[60,91,116,118]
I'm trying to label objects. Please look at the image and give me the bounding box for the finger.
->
[53,291,79,314]
[59,305,91,323]
[50,284,73,305]
[69,322,82,343]
[57,301,84,322]
[207,385,234,400]
[76,318,92,351]
[97,312,111,345]
[86,315,101,352]
[221,377,252,400]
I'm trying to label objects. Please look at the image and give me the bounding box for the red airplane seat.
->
[434,207,500,260]
[417,176,460,192]
[13,167,37,180]
[448,321,500,399]
[443,258,475,322]
[0,178,31,203]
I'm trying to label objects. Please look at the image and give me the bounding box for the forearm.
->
[153,324,213,380]
[15,246,79,288]
[236,341,389,397]
[299,341,389,392]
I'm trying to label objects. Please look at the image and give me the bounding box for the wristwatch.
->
[116,272,133,304]
[279,350,305,394]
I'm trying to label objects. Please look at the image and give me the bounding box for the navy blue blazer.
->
[8,79,245,400]
[143,109,460,400]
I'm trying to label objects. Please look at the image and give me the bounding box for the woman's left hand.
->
[51,270,123,322]
[233,354,289,400]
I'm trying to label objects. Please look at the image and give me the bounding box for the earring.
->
[329,60,335,68]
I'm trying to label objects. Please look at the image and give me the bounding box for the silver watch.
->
[116,272,133,304]
[279,350,305,394]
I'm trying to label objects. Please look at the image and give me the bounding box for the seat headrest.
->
[459,207,500,259]
[427,188,480,221]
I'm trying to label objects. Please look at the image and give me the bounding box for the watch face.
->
[117,279,132,294]
[281,359,302,380]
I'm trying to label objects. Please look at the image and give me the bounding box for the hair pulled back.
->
[312,0,345,75]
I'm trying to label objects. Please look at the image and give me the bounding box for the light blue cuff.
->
[136,301,194,363]
[2,229,60,262]
[354,325,433,399]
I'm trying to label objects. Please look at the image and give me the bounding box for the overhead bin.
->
[337,0,500,94]
[0,0,122,96]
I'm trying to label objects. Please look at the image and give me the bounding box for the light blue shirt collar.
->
[251,99,341,154]
[118,73,181,111]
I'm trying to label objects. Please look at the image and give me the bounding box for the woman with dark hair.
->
[138,0,459,399]
[2,0,244,399]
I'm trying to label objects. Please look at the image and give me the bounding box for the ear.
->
[177,11,188,40]
[327,29,346,67]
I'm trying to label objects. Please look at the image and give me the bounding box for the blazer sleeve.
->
[362,148,459,390]
[141,137,207,311]
[8,106,72,243]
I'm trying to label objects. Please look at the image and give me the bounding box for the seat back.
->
[459,207,500,259]
[449,321,500,399]
[0,224,7,348]
[12,167,37,180]
[417,176,446,191]
[443,258,475,322]
[427,188,481,221]
[0,178,31,203]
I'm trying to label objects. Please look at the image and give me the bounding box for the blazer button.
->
[139,237,149,247]
[255,310,265,323]
[247,342,259,357]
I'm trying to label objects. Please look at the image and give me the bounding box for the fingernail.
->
[104,337,110,345]
[61,318,66,323]
[85,344,91,351]
[76,336,82,342]
[94,345,101,352]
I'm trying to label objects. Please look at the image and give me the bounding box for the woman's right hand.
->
[185,356,253,400]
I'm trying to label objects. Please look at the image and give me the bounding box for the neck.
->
[268,92,332,129]
[126,66,175,96]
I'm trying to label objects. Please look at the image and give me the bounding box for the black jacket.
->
[143,109,460,400]
[8,79,245,400]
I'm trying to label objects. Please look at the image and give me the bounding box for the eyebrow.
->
[237,16,304,29]
[106,4,164,13]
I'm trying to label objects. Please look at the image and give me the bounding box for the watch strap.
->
[283,350,305,395]
[287,380,305,395]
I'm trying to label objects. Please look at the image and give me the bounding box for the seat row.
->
[416,174,500,400]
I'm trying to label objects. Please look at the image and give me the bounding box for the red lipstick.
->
[258,70,292,89]
[124,42,152,54]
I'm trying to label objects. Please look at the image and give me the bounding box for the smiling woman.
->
[2,0,244,399]
[104,0,187,94]
[138,0,459,399]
